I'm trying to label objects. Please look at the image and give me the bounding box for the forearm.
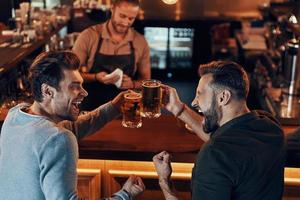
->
[103,189,131,200]
[80,71,97,83]
[59,102,120,139]
[132,79,142,89]
[159,179,179,200]
[135,61,151,89]
[177,106,210,142]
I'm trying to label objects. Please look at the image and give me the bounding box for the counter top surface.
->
[1,111,298,162]
[79,115,203,162]
[78,114,298,162]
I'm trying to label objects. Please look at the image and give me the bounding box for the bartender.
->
[73,0,150,110]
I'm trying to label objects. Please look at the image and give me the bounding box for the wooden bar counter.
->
[77,114,205,199]
[2,111,300,199]
[1,111,298,162]
[79,115,203,162]
[76,114,300,199]
[78,114,297,162]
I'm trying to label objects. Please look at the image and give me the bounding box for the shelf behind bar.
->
[0,23,67,75]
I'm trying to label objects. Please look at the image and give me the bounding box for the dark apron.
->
[81,37,135,111]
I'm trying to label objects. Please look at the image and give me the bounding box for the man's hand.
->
[111,91,128,112]
[120,74,134,89]
[153,151,179,200]
[162,85,184,117]
[95,72,120,85]
[153,151,172,182]
[122,175,145,198]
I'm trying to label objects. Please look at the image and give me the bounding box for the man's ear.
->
[41,83,55,100]
[110,4,115,13]
[218,90,231,106]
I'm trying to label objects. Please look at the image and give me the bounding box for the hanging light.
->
[162,0,178,5]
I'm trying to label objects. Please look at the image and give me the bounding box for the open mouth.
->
[201,116,206,127]
[197,108,204,116]
[198,111,204,117]
[71,101,82,113]
[197,108,206,125]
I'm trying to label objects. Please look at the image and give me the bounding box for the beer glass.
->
[122,92,142,128]
[141,79,161,118]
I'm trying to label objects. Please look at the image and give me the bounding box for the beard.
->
[57,111,78,122]
[56,104,79,122]
[111,17,130,34]
[202,96,220,133]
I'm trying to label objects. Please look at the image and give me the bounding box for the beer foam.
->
[124,92,142,99]
[142,81,160,88]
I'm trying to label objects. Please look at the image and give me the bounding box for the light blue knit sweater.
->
[0,102,129,200]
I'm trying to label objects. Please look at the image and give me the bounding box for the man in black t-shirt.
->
[153,61,285,200]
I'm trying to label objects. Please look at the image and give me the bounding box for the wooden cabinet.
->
[77,159,193,200]
[283,168,300,200]
[75,116,300,199]
[77,159,300,200]
[77,168,101,200]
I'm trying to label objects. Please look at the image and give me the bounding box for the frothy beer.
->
[142,80,161,118]
[122,92,142,128]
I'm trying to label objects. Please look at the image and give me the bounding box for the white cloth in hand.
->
[105,68,123,88]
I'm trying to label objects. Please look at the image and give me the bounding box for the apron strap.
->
[93,33,135,76]
[94,36,103,62]
[129,41,135,76]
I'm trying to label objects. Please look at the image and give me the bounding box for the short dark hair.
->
[29,51,80,102]
[199,61,249,100]
[112,0,140,7]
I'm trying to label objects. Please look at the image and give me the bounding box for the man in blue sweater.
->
[0,51,144,200]
[153,61,285,200]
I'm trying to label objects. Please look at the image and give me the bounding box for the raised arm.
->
[135,40,151,88]
[153,151,179,200]
[105,175,145,200]
[162,85,210,142]
[59,92,125,139]
[120,37,151,90]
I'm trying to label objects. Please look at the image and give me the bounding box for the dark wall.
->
[0,0,31,25]
[0,1,13,25]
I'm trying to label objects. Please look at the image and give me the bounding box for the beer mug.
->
[141,79,162,118]
[122,92,143,128]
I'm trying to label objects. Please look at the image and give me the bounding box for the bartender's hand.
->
[111,91,128,112]
[122,175,145,198]
[162,85,185,116]
[120,74,134,89]
[95,71,120,85]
